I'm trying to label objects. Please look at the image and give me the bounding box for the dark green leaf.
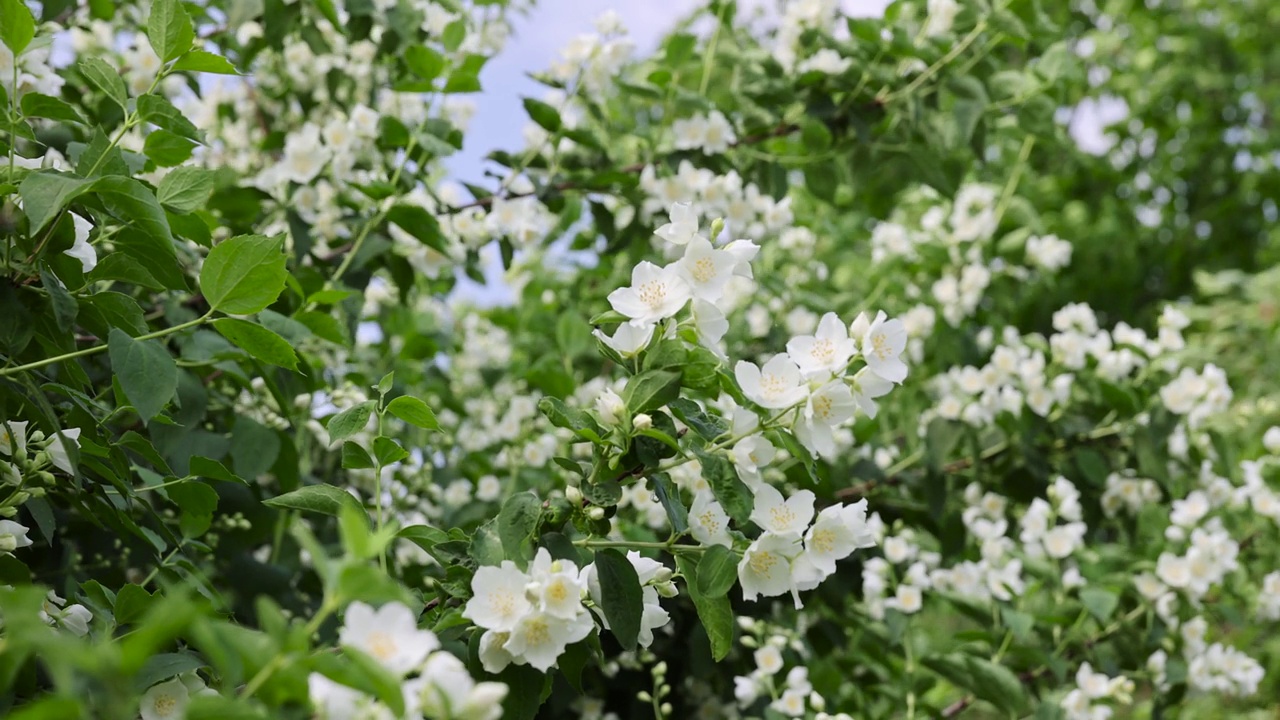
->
[497,492,541,564]
[622,368,682,415]
[108,328,178,421]
[342,442,374,470]
[695,545,738,598]
[156,166,215,213]
[522,97,561,132]
[325,401,375,445]
[263,484,362,517]
[147,0,195,62]
[676,555,733,661]
[385,396,439,430]
[79,57,128,108]
[594,548,643,651]
[212,317,299,370]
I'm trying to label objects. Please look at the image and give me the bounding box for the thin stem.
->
[135,475,194,492]
[883,20,988,103]
[993,135,1036,225]
[0,310,214,378]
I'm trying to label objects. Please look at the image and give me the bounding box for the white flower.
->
[464,561,533,632]
[1263,426,1280,455]
[676,237,735,302]
[607,261,693,327]
[527,548,588,620]
[736,355,809,409]
[140,678,189,720]
[691,298,729,356]
[803,500,876,575]
[406,652,507,720]
[0,420,28,457]
[339,601,439,676]
[884,583,924,614]
[750,485,815,537]
[0,520,32,554]
[595,388,627,425]
[860,311,908,383]
[739,532,803,606]
[795,381,857,458]
[308,673,371,719]
[723,239,760,278]
[787,313,856,379]
[754,644,785,674]
[63,212,97,272]
[594,323,653,358]
[797,48,852,75]
[689,492,732,547]
[654,202,699,245]
[46,427,81,474]
[40,591,92,636]
[732,434,776,489]
[852,370,894,419]
[504,608,593,671]
[771,687,808,717]
[478,630,514,674]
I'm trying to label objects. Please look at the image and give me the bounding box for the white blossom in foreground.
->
[736,354,809,409]
[607,261,693,327]
[339,601,439,676]
[859,311,909,383]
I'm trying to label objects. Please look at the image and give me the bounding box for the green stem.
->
[572,538,705,554]
[135,475,194,492]
[992,135,1036,226]
[0,310,214,378]
[883,20,988,102]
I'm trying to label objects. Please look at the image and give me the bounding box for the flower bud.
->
[653,566,674,583]
[595,388,627,426]
[566,486,583,505]
[656,581,679,598]
[587,506,606,521]
[633,413,653,431]
[637,691,652,703]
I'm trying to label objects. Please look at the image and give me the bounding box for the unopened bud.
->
[653,661,667,676]
[566,486,583,505]
[595,388,627,426]
[709,217,725,240]
[637,691,652,703]
[653,566,673,583]
[656,581,678,598]
[660,703,673,715]
[587,506,606,521]
[633,413,653,431]
[0,536,15,552]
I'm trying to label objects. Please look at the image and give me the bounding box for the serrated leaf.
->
[264,484,362,517]
[147,0,195,62]
[212,317,299,370]
[79,57,128,108]
[157,166,215,213]
[108,328,178,421]
[200,235,288,314]
[325,401,375,446]
[21,93,88,125]
[385,396,439,430]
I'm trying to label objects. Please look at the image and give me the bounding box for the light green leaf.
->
[404,45,445,82]
[1080,587,1119,622]
[147,0,195,62]
[108,328,178,421]
[325,401,375,446]
[263,484,362,517]
[138,94,202,142]
[157,166,215,213]
[0,0,35,55]
[372,437,408,466]
[18,172,92,235]
[171,50,240,75]
[199,235,288,315]
[385,396,439,430]
[212,317,299,370]
[78,57,129,108]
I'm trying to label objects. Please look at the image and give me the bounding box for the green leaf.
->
[167,481,218,537]
[20,93,88,126]
[0,0,35,55]
[108,328,178,421]
[404,44,445,82]
[622,368,682,415]
[143,129,197,166]
[113,583,157,625]
[171,50,240,75]
[342,442,374,470]
[342,647,406,717]
[537,397,604,442]
[372,437,408,466]
[18,171,92,235]
[1080,587,1119,622]
[40,267,78,333]
[648,472,688,534]
[264,484,362,517]
[696,545,738,598]
[523,97,561,132]
[78,57,128,108]
[593,548,643,651]
[497,492,542,564]
[189,456,247,485]
[325,401,375,445]
[133,652,205,691]
[78,291,148,338]
[199,234,288,314]
[138,94,202,142]
[694,449,753,526]
[925,418,964,471]
[669,398,727,441]
[156,166,215,213]
[676,555,733,661]
[212,318,299,370]
[581,479,622,508]
[147,0,195,62]
[385,396,439,430]
[922,653,1028,715]
[498,664,552,720]
[385,204,448,255]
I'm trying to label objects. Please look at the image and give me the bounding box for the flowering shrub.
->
[1,0,1279,718]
